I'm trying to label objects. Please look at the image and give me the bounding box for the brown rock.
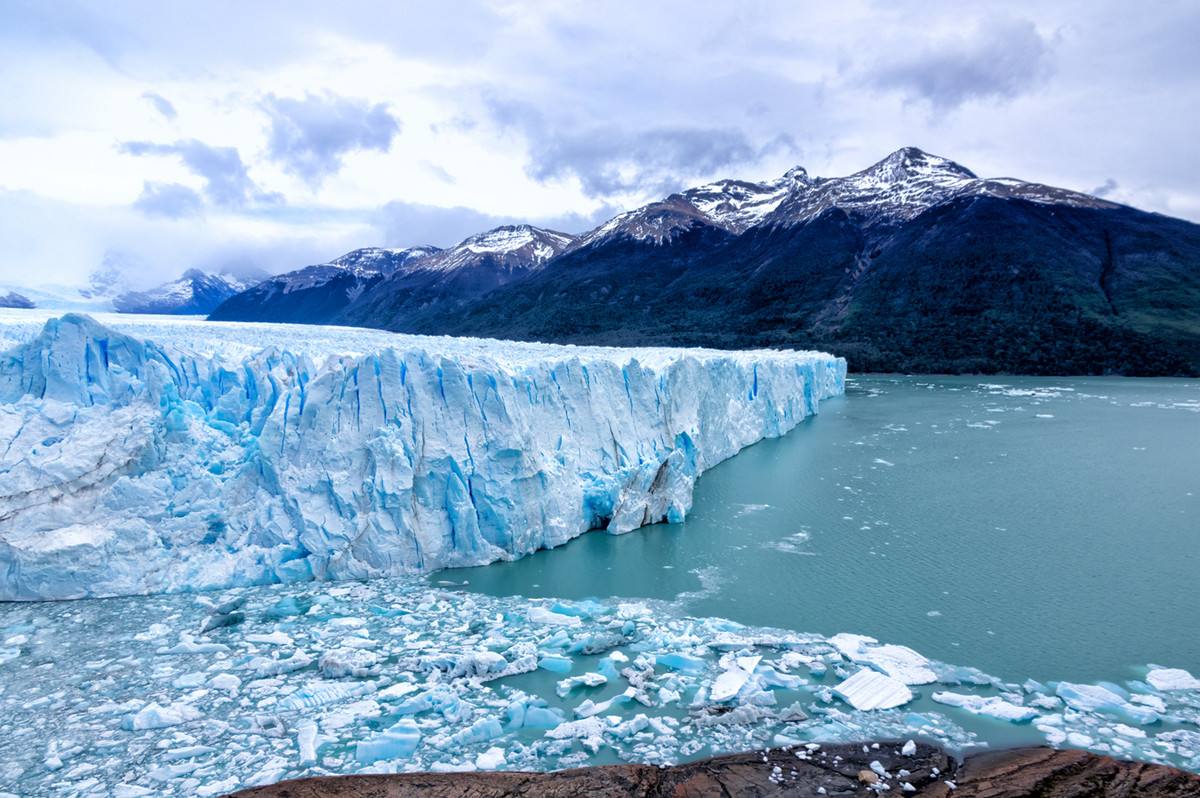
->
[927,746,1200,797]
[226,744,1200,798]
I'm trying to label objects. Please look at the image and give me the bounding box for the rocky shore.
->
[228,742,1200,797]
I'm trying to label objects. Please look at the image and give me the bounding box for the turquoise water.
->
[4,375,1199,796]
[455,376,1200,685]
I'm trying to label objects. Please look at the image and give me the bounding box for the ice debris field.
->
[0,311,844,600]
[1,577,1199,797]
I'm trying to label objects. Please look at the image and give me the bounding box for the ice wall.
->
[0,313,845,600]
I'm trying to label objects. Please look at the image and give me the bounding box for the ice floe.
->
[1,573,1199,795]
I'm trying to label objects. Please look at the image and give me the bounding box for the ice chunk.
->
[319,647,381,678]
[932,691,1039,722]
[1056,682,1161,725]
[545,716,608,752]
[250,650,313,676]
[278,681,374,711]
[393,685,470,721]
[557,672,608,696]
[1130,693,1166,712]
[448,717,504,747]
[172,672,206,688]
[475,747,506,770]
[122,702,201,730]
[295,720,330,766]
[829,633,937,685]
[1146,667,1200,691]
[710,655,761,702]
[901,739,917,756]
[529,607,582,626]
[208,673,241,692]
[656,652,708,673]
[537,654,573,673]
[113,786,155,798]
[451,650,508,678]
[355,720,421,764]
[833,669,914,710]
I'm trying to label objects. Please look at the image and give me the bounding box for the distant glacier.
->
[0,311,845,600]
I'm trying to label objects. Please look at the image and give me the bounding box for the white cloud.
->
[0,0,1196,289]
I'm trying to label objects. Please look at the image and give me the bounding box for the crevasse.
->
[0,314,845,600]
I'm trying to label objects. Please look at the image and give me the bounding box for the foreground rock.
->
[227,744,1200,797]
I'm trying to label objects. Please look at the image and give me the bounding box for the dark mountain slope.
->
[0,291,35,309]
[206,148,1200,375]
[334,225,575,328]
[208,247,438,324]
[400,198,1200,375]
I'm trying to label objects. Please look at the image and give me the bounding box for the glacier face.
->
[0,311,845,600]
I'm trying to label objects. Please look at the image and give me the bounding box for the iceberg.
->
[931,692,1039,723]
[1146,668,1200,692]
[355,720,421,764]
[829,633,938,685]
[0,313,845,600]
[832,669,914,710]
[1055,682,1161,725]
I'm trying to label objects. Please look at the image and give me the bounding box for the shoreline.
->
[227,742,1200,797]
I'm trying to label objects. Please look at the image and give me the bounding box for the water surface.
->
[457,376,1200,684]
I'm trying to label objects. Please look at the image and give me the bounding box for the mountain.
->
[77,263,130,301]
[112,270,258,315]
[211,148,1200,376]
[208,247,440,323]
[569,168,807,250]
[209,225,575,327]
[0,291,35,309]
[334,225,575,328]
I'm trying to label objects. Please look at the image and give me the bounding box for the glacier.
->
[0,310,845,600]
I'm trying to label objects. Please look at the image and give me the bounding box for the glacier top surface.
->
[0,308,836,372]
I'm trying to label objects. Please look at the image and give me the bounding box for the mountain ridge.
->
[113,270,257,315]
[207,147,1200,376]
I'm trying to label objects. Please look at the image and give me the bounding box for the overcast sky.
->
[1,0,1197,289]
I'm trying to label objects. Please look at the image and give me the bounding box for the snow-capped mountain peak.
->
[859,147,978,184]
[329,246,442,277]
[573,165,811,249]
[78,264,131,300]
[682,169,809,233]
[766,146,1115,228]
[425,225,576,272]
[112,270,254,315]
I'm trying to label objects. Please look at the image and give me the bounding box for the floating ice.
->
[931,692,1039,723]
[557,672,607,696]
[1055,682,1161,725]
[833,669,914,710]
[1147,668,1200,692]
[355,720,421,764]
[121,701,201,731]
[829,633,937,685]
[3,575,1200,795]
[710,655,761,702]
[475,747,506,770]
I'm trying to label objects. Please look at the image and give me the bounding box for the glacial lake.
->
[5,374,1200,796]
[456,375,1200,686]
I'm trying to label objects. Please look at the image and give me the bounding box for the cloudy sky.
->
[1,0,1197,290]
